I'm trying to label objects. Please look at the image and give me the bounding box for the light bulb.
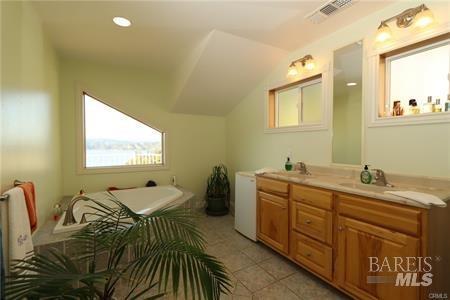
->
[113,17,131,27]
[414,8,434,28]
[305,59,315,70]
[375,22,392,43]
[287,63,298,78]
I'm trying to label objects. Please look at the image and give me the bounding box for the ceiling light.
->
[113,17,131,27]
[376,22,392,43]
[346,82,357,86]
[414,7,434,28]
[286,55,315,78]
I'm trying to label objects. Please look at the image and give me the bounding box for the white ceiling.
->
[33,1,391,115]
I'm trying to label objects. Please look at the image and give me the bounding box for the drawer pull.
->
[305,219,312,224]
[338,226,344,231]
[306,253,312,257]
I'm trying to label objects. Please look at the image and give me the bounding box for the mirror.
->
[332,42,363,165]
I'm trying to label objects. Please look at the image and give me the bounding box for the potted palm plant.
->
[6,196,230,299]
[205,164,230,216]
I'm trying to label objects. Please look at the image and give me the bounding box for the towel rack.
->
[13,180,26,187]
[0,194,9,202]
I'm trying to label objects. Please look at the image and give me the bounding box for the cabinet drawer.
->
[336,194,422,237]
[257,177,289,197]
[290,231,332,280]
[291,202,332,245]
[291,184,332,210]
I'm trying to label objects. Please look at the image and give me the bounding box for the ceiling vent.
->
[305,0,358,24]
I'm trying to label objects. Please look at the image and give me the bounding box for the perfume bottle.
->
[434,98,442,112]
[446,94,450,112]
[422,96,434,113]
[392,100,404,116]
[407,99,420,115]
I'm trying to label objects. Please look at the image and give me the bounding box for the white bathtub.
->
[53,186,184,234]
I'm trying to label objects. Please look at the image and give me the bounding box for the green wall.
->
[59,57,226,206]
[1,1,62,224]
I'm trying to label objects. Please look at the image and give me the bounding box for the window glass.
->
[83,93,163,168]
[302,82,322,123]
[277,87,299,127]
[385,40,449,117]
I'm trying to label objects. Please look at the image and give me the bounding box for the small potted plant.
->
[206,164,230,216]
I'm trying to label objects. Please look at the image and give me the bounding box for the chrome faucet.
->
[297,162,311,175]
[63,195,90,226]
[372,169,393,187]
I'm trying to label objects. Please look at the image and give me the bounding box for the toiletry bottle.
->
[285,157,293,171]
[434,98,442,112]
[445,94,450,112]
[422,96,434,113]
[360,165,372,184]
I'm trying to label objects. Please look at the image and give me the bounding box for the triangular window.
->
[82,92,164,169]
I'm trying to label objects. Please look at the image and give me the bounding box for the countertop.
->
[258,166,450,209]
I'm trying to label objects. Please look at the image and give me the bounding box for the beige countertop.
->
[259,166,450,209]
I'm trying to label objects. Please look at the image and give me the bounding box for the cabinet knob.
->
[306,253,312,257]
[338,226,344,231]
[305,220,312,224]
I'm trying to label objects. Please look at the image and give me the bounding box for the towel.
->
[385,191,447,207]
[0,222,5,299]
[6,187,34,264]
[254,168,280,175]
[17,182,37,233]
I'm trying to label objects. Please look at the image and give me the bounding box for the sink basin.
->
[339,182,398,193]
[274,171,314,179]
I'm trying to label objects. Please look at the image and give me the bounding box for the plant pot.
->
[206,195,228,216]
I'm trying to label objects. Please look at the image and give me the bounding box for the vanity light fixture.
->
[346,82,357,86]
[113,16,132,27]
[286,55,315,78]
[375,4,434,43]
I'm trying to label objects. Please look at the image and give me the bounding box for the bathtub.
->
[53,186,184,234]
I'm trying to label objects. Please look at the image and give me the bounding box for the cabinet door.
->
[257,191,289,254]
[336,216,420,300]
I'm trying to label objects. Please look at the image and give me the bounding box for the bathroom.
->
[1,0,449,299]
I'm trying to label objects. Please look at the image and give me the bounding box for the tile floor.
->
[185,213,348,299]
[117,212,350,299]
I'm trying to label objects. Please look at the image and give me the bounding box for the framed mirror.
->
[332,41,363,165]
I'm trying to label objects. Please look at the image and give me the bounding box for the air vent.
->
[305,0,358,24]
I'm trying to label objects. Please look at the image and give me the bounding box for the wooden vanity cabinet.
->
[256,176,449,300]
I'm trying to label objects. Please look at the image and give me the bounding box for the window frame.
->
[367,31,450,127]
[265,73,329,133]
[77,89,168,174]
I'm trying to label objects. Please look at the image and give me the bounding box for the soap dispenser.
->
[360,165,372,184]
[285,157,293,171]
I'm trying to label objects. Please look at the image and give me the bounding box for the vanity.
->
[255,168,450,300]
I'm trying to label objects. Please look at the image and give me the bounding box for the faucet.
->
[372,169,394,187]
[297,162,311,175]
[63,195,90,226]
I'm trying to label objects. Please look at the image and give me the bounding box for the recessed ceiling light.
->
[346,82,357,86]
[113,17,131,27]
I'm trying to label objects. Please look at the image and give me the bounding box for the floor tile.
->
[240,243,276,263]
[252,281,300,300]
[258,255,297,280]
[233,265,276,292]
[221,251,256,272]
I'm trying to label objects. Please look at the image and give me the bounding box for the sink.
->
[274,171,314,179]
[339,182,398,193]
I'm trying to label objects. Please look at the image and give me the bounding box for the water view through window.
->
[83,93,163,168]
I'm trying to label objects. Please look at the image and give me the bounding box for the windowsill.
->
[368,111,450,127]
[77,164,169,175]
[264,123,328,133]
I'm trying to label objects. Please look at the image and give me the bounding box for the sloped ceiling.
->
[171,30,287,115]
[32,1,392,116]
